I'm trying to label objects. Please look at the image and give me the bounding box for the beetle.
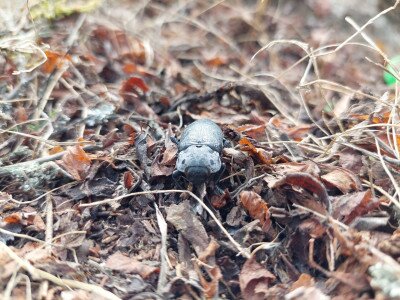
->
[171,119,225,188]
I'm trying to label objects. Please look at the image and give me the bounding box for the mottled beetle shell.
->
[176,119,224,174]
[178,119,224,153]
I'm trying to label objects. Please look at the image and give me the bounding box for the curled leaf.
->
[59,145,92,181]
[272,172,331,213]
[240,256,275,300]
[239,137,272,165]
[240,191,271,232]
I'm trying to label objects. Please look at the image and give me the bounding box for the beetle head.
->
[186,166,210,185]
[176,145,221,185]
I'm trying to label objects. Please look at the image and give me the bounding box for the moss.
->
[30,0,102,20]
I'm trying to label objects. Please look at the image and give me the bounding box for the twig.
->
[80,189,250,258]
[332,0,400,53]
[0,144,101,177]
[292,203,348,230]
[374,138,400,205]
[32,64,69,120]
[154,203,169,294]
[45,194,53,252]
[0,242,121,300]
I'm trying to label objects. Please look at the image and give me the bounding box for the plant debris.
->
[1,0,400,299]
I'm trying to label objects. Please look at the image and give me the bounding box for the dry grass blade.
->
[80,189,250,258]
[0,242,121,300]
[154,203,169,294]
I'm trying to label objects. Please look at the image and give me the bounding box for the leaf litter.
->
[1,0,400,299]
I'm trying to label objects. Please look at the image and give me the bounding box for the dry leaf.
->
[59,145,92,181]
[239,137,272,165]
[105,252,159,278]
[42,50,70,73]
[272,172,331,213]
[240,191,271,232]
[321,167,362,193]
[121,77,149,94]
[332,190,378,224]
[239,256,275,300]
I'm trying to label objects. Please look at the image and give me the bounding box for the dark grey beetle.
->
[171,119,225,186]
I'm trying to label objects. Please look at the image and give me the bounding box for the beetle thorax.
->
[176,144,222,175]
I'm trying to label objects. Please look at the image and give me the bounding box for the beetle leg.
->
[223,138,231,148]
[212,163,225,195]
[170,136,179,145]
[172,170,185,189]
[215,163,225,182]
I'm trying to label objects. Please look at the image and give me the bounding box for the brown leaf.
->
[29,215,46,231]
[210,189,230,209]
[49,145,64,155]
[298,218,326,239]
[105,252,159,278]
[120,76,149,94]
[0,213,23,243]
[59,145,91,181]
[123,171,135,189]
[237,124,266,140]
[321,167,362,193]
[3,213,22,224]
[160,128,178,166]
[120,77,157,119]
[151,152,175,177]
[205,56,227,67]
[122,63,137,74]
[199,266,222,300]
[290,273,314,291]
[166,201,209,255]
[240,256,275,300]
[240,191,271,232]
[272,172,331,213]
[14,106,28,123]
[42,50,71,73]
[198,239,220,263]
[286,286,329,300]
[239,137,272,165]
[287,124,313,141]
[332,190,378,224]
[122,124,136,145]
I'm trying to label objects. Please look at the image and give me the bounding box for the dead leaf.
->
[239,256,275,300]
[28,215,46,231]
[198,239,220,263]
[210,189,230,209]
[58,145,91,181]
[166,201,209,255]
[120,77,149,94]
[122,124,136,145]
[105,252,159,278]
[321,167,362,193]
[332,190,378,224]
[272,172,331,213]
[239,137,272,165]
[123,171,135,189]
[199,266,222,300]
[240,191,271,232]
[290,273,314,291]
[286,286,329,300]
[205,56,227,67]
[49,145,64,155]
[14,106,28,123]
[237,124,266,140]
[0,213,23,243]
[160,127,178,166]
[42,50,71,73]
[122,63,137,74]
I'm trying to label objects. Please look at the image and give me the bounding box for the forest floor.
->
[1,0,400,299]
